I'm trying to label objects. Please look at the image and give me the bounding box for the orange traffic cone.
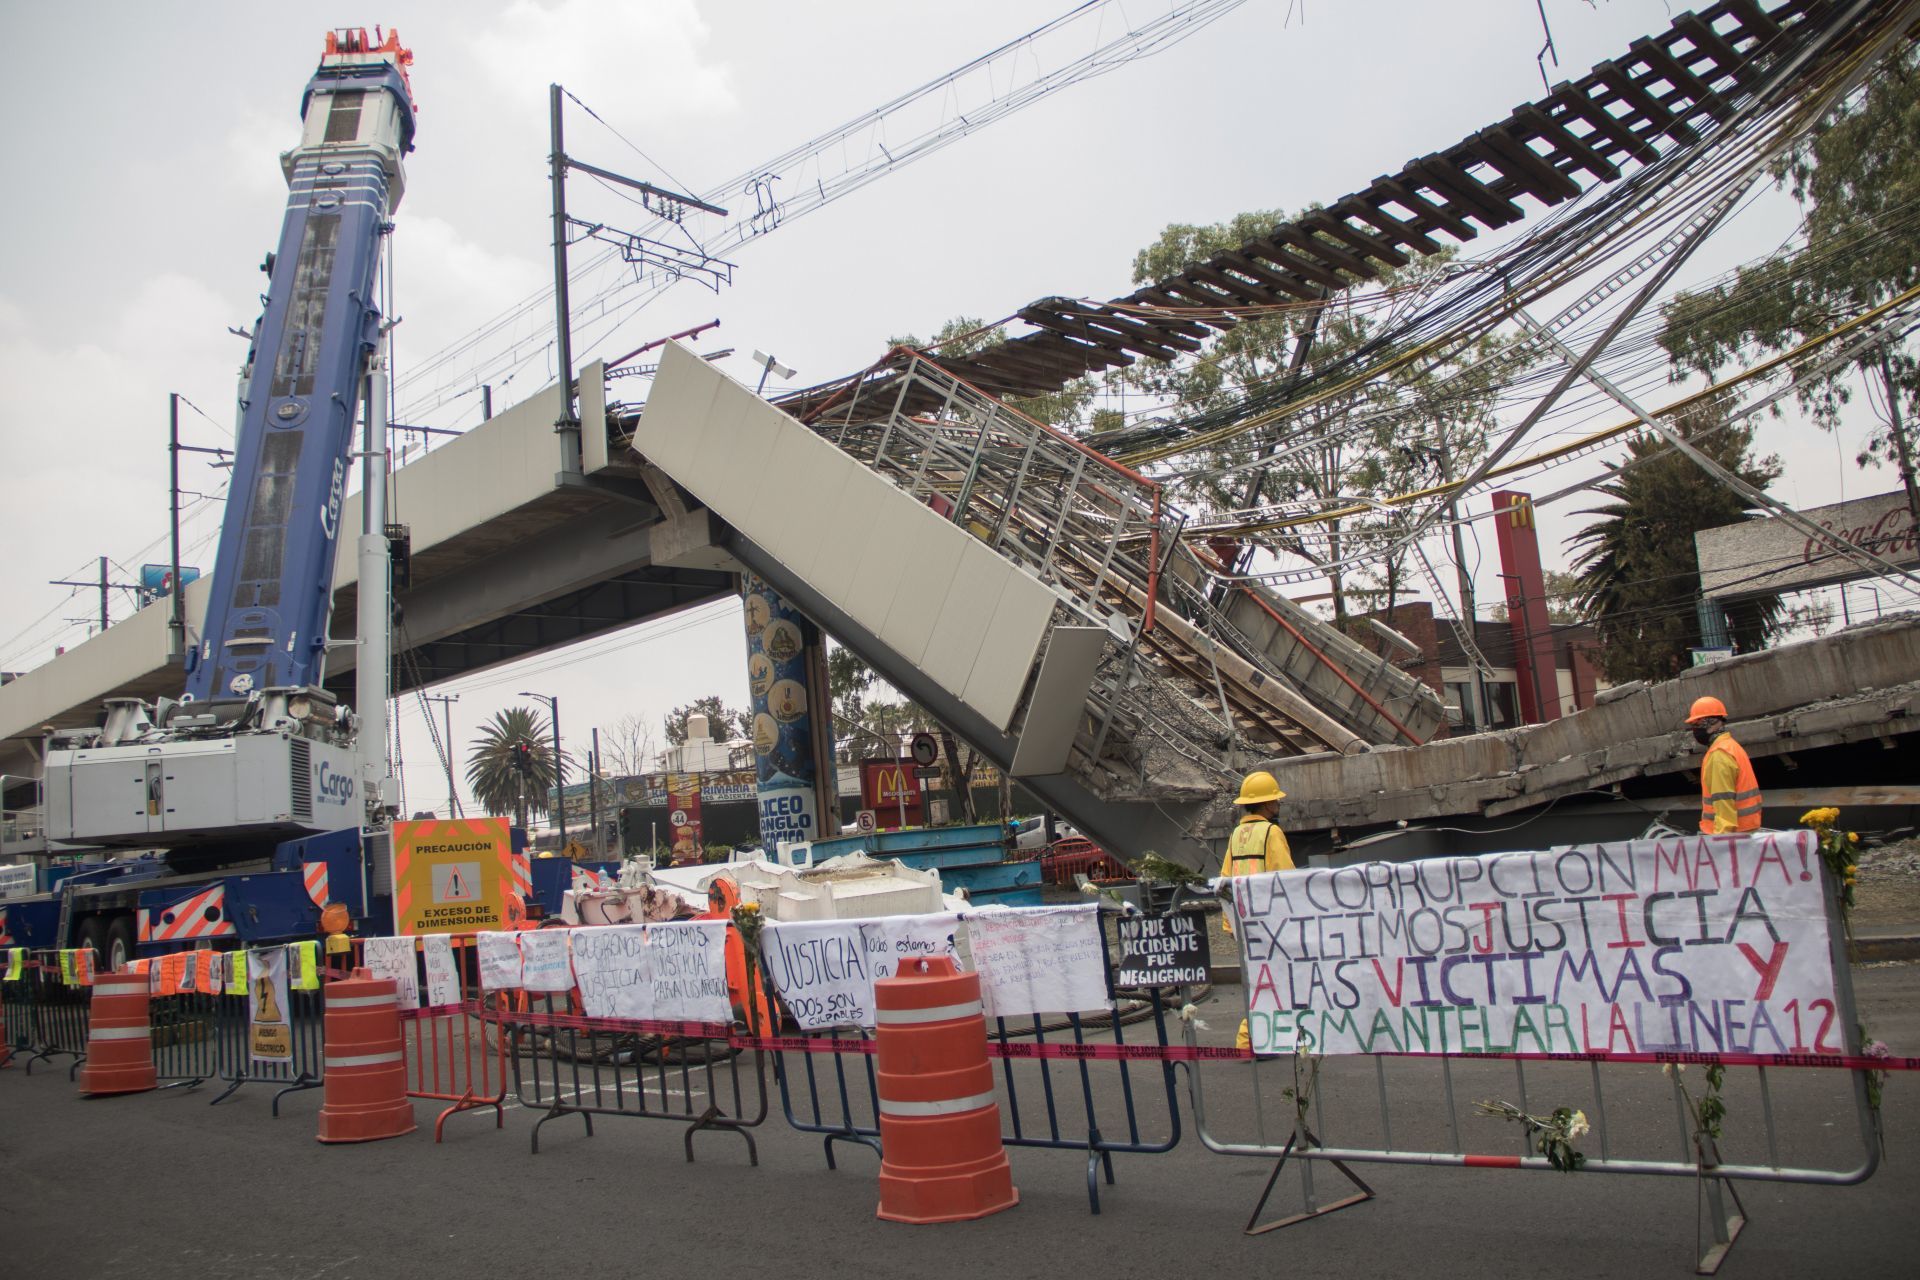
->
[77,971,157,1096]
[873,956,1018,1224]
[316,969,417,1143]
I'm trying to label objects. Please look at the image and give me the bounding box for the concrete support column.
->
[742,574,837,854]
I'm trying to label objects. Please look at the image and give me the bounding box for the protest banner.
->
[763,913,961,1029]
[568,922,730,1023]
[967,904,1109,1019]
[1231,832,1843,1057]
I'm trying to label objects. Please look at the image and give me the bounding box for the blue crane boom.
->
[186,28,416,704]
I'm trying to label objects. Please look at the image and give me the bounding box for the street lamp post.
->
[519,692,566,848]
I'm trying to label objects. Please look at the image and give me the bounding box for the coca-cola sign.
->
[1695,489,1920,600]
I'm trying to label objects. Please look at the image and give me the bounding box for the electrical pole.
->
[1878,350,1920,527]
[51,557,140,635]
[423,692,460,818]
[520,691,565,848]
[589,726,602,857]
[169,393,183,660]
[548,84,579,471]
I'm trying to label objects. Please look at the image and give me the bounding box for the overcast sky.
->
[1,0,1903,818]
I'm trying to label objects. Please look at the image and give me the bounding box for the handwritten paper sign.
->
[421,933,461,1008]
[1116,911,1210,987]
[1233,832,1843,1057]
[567,922,730,1023]
[518,929,575,993]
[476,931,523,991]
[763,913,962,1029]
[362,935,420,1007]
[646,921,732,1022]
[967,904,1109,1019]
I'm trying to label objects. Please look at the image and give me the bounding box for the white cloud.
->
[463,0,736,122]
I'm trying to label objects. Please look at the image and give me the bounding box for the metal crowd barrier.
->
[346,936,512,1141]
[8,949,94,1078]
[756,913,1188,1213]
[144,948,325,1112]
[2,952,36,1067]
[1192,849,1893,1274]
[480,983,768,1162]
[147,968,224,1090]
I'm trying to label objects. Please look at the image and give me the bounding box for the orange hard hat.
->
[1685,696,1728,724]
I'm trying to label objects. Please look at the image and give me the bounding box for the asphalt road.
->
[4,964,1917,1280]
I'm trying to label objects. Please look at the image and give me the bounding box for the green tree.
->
[826,640,877,728]
[1567,403,1784,683]
[1118,209,1508,621]
[1660,48,1920,521]
[465,706,563,831]
[663,697,749,746]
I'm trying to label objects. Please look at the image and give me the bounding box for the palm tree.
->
[466,706,564,831]
[1568,402,1783,683]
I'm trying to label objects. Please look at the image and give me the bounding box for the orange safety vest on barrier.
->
[696,879,776,1036]
[1699,733,1763,834]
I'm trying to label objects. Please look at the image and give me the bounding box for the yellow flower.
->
[1847,832,1859,843]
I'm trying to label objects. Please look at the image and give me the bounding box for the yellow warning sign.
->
[391,817,516,935]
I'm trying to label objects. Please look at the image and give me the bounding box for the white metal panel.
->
[733,413,856,576]
[741,435,848,587]
[631,344,722,474]
[803,464,885,607]
[62,749,153,840]
[961,571,1057,731]
[1009,626,1107,777]
[580,359,609,474]
[919,540,1014,697]
[840,497,923,638]
[155,740,242,834]
[877,509,967,669]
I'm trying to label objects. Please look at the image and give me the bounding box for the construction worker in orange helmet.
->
[1220,770,1294,1052]
[1685,696,1763,834]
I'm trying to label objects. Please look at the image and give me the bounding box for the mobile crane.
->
[5,29,471,968]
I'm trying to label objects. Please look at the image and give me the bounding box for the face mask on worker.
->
[1691,725,1717,747]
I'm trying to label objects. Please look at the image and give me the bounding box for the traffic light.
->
[617,806,643,854]
[511,742,536,778]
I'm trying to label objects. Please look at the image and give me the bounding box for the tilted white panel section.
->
[962,569,1057,729]
[1009,625,1107,777]
[633,343,1057,731]
[920,541,1015,695]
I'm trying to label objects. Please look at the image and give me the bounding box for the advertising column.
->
[743,574,838,852]
[666,773,704,865]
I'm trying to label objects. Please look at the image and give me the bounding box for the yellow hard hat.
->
[1685,695,1728,724]
[1234,770,1285,805]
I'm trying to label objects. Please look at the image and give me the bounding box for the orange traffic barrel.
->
[316,969,417,1144]
[873,956,1018,1224]
[77,971,157,1096]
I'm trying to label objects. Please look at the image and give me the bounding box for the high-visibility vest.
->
[1699,734,1763,834]
[1222,818,1291,874]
